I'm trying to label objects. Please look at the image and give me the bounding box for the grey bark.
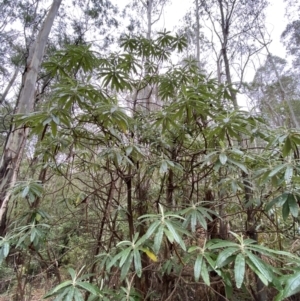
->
[217,0,238,108]
[195,0,200,68]
[146,0,152,39]
[0,0,62,233]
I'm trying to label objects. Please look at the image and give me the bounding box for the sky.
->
[160,0,289,108]
[102,0,290,109]
[162,0,287,61]
[265,1,286,56]
[112,0,289,77]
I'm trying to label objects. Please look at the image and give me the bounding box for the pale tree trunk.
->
[136,0,167,111]
[139,0,153,39]
[146,0,152,39]
[195,0,200,68]
[0,0,62,234]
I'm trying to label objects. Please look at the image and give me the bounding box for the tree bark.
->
[0,0,62,234]
[218,0,238,108]
[147,0,152,39]
[195,0,201,68]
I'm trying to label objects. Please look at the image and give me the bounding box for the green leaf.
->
[188,246,200,253]
[3,242,9,257]
[223,271,233,299]
[194,255,203,282]
[125,146,133,156]
[119,247,132,268]
[65,287,75,301]
[274,291,284,301]
[227,158,248,174]
[266,193,288,211]
[201,261,210,286]
[107,250,123,270]
[215,248,238,269]
[30,228,36,242]
[76,282,101,295]
[282,200,290,221]
[190,212,197,232]
[68,268,76,281]
[53,288,70,301]
[284,166,293,184]
[120,253,133,281]
[203,253,216,270]
[43,280,73,298]
[163,229,174,244]
[143,221,160,239]
[165,221,186,251]
[245,258,269,286]
[268,164,286,178]
[133,249,142,277]
[288,194,298,218]
[74,289,85,301]
[51,121,57,137]
[159,161,168,174]
[281,272,300,299]
[154,224,164,253]
[234,254,245,288]
[282,137,292,157]
[246,251,273,282]
[22,185,30,198]
[219,153,227,165]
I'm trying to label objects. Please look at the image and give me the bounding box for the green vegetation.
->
[0,32,300,301]
[1,1,300,301]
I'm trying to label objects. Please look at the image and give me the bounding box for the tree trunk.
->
[0,0,62,234]
[146,0,152,40]
[216,1,266,299]
[218,0,238,108]
[195,0,201,68]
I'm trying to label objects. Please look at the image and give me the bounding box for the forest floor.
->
[0,288,46,301]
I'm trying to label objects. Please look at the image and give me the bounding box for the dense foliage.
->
[1,1,300,301]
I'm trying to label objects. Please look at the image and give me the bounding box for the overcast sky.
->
[113,0,288,62]
[111,0,289,108]
[163,1,287,55]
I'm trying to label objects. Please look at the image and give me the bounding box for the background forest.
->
[1,0,300,300]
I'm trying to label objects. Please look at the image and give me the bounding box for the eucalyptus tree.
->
[0,0,124,235]
[281,0,300,72]
[124,0,170,38]
[53,0,119,50]
[246,54,300,127]
[0,1,28,179]
[280,1,300,127]
[199,0,268,93]
[176,0,209,69]
[0,0,62,235]
[0,1,18,93]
